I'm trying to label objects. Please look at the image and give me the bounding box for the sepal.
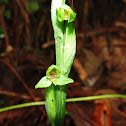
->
[35,76,52,89]
[57,74,74,85]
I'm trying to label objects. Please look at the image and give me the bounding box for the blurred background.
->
[0,0,126,125]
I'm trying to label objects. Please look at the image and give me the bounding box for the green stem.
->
[45,83,67,126]
[45,84,56,125]
[45,0,76,125]
[45,0,67,125]
[0,101,45,112]
[66,94,126,102]
[1,94,126,113]
[51,0,65,69]
[55,85,66,125]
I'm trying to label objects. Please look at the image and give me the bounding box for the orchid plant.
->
[1,1,126,126]
[35,0,76,125]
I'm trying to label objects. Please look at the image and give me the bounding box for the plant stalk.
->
[45,0,67,126]
[45,0,76,125]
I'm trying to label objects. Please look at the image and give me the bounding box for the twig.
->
[0,87,41,101]
[16,0,31,46]
[42,40,55,48]
[73,58,87,81]
[12,0,20,49]
[0,58,46,116]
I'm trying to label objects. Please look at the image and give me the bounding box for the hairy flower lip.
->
[46,65,60,78]
[49,74,58,79]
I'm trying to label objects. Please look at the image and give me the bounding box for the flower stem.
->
[45,0,76,125]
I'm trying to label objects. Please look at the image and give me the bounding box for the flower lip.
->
[46,65,60,80]
[49,68,59,79]
[64,9,70,19]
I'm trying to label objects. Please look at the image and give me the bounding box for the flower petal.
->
[57,74,74,85]
[35,76,52,89]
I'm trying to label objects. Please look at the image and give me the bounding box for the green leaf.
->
[57,74,74,85]
[86,24,93,30]
[0,0,8,4]
[0,100,5,105]
[35,76,52,89]
[63,22,76,76]
[0,26,5,39]
[65,110,69,115]
[3,9,11,19]
[27,1,39,13]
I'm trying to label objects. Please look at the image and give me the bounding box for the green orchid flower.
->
[35,65,74,88]
[57,4,76,23]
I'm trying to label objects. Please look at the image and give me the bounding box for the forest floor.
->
[0,0,126,126]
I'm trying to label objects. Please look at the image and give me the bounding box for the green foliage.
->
[86,24,93,30]
[24,46,43,53]
[0,0,8,4]
[0,26,5,39]
[0,100,5,105]
[27,1,39,13]
[43,0,77,125]
[65,110,69,115]
[3,9,11,19]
